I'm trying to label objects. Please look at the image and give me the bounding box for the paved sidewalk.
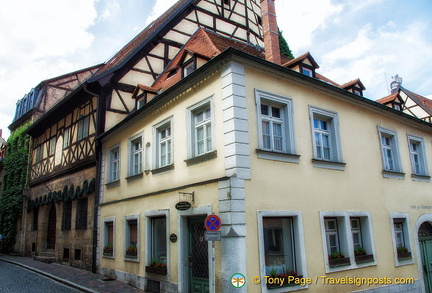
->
[0,254,146,293]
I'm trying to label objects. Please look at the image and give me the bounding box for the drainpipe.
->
[84,83,102,274]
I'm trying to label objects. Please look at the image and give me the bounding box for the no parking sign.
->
[204,214,221,231]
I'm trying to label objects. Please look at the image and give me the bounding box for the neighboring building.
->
[94,1,432,293]
[377,74,432,123]
[15,65,102,270]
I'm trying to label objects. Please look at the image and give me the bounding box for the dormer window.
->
[353,89,362,96]
[183,59,196,78]
[301,67,314,77]
[393,102,402,111]
[167,68,178,79]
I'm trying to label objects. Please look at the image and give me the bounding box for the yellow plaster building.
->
[93,1,432,292]
[98,43,432,292]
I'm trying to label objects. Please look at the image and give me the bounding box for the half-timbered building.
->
[21,64,101,271]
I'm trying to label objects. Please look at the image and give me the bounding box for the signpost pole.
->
[211,240,215,293]
[204,214,221,293]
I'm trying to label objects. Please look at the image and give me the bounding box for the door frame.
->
[178,205,212,293]
[415,215,432,292]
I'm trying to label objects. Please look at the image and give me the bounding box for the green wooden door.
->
[188,217,209,293]
[420,240,432,292]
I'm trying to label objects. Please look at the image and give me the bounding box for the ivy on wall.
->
[0,124,29,253]
[27,178,95,211]
[279,28,294,59]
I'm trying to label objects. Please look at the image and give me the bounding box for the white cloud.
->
[145,0,178,25]
[99,0,121,21]
[276,0,343,52]
[320,20,432,99]
[0,0,98,138]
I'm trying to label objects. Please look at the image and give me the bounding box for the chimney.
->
[260,0,281,64]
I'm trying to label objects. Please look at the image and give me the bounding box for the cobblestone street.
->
[0,261,80,293]
[0,255,145,293]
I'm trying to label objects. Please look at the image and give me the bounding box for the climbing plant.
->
[0,124,29,253]
[279,28,294,59]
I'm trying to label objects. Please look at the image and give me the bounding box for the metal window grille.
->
[76,198,88,230]
[62,201,72,231]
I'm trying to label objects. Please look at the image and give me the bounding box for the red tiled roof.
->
[282,51,319,69]
[376,92,398,104]
[341,78,366,90]
[405,88,432,112]
[152,28,263,91]
[315,73,340,87]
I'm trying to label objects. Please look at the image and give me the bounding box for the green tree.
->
[0,124,29,253]
[279,28,294,59]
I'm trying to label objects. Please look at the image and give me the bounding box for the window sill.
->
[126,173,143,181]
[106,180,120,188]
[124,255,139,263]
[382,170,405,179]
[256,149,300,164]
[184,150,217,166]
[151,164,174,175]
[411,174,430,182]
[395,251,414,267]
[312,159,346,171]
[102,254,114,259]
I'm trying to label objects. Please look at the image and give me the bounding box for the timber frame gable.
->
[89,0,264,132]
[377,87,432,123]
[28,92,97,186]
[9,64,102,131]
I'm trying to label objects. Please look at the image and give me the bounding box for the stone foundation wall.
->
[25,166,96,271]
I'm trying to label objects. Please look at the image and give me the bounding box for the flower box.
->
[355,254,374,264]
[397,251,412,260]
[146,265,167,275]
[329,257,351,268]
[103,247,113,256]
[125,250,137,258]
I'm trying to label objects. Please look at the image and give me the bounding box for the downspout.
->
[84,83,103,274]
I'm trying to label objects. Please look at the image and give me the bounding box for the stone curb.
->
[0,257,99,293]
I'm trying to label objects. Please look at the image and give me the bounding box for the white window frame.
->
[378,127,403,178]
[320,211,375,273]
[102,217,115,259]
[255,90,297,163]
[153,118,173,169]
[390,213,414,266]
[407,134,429,180]
[35,144,44,163]
[49,137,56,156]
[324,218,340,254]
[146,209,169,269]
[63,128,70,149]
[309,106,344,170]
[108,144,120,183]
[187,97,214,158]
[77,115,90,141]
[257,211,307,292]
[124,214,140,262]
[128,133,143,177]
[350,218,362,250]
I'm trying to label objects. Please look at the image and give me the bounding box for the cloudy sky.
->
[1,0,431,139]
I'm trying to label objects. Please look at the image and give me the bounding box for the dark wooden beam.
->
[115,83,136,93]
